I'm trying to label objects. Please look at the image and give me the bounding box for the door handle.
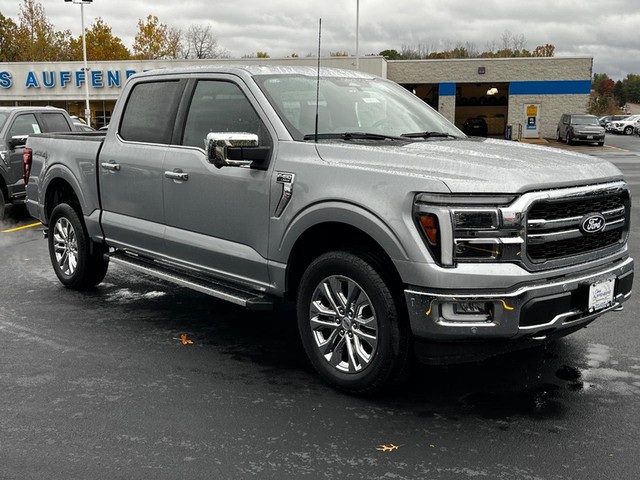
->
[101,161,120,171]
[164,169,189,181]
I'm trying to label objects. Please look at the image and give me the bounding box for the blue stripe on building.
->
[509,80,591,95]
[439,82,456,96]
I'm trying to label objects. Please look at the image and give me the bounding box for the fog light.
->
[441,302,493,323]
[455,302,490,314]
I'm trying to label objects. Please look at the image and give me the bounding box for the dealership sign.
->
[0,68,139,89]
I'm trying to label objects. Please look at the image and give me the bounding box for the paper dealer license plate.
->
[588,278,615,312]
[586,135,593,139]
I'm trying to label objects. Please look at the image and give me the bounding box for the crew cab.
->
[24,66,634,393]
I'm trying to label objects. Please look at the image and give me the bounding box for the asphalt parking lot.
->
[1,133,639,480]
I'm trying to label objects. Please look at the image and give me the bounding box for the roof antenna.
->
[314,18,322,143]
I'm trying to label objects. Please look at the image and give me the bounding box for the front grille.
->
[529,194,623,221]
[526,191,627,263]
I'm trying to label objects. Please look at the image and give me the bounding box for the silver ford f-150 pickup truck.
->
[24,66,634,393]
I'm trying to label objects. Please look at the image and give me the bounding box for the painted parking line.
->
[1,221,42,233]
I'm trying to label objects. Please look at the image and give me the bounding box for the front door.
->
[162,77,274,289]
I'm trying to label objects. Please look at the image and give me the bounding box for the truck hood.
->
[315,138,624,193]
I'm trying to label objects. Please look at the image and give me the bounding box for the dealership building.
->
[0,55,592,138]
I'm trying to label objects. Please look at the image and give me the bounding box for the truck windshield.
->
[254,74,463,141]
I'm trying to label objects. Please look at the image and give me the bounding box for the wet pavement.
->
[1,136,639,479]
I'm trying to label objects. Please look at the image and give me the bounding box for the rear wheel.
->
[555,129,562,142]
[48,203,109,289]
[296,251,410,394]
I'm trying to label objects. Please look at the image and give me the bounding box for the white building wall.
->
[508,94,591,139]
[387,57,593,83]
[388,57,593,139]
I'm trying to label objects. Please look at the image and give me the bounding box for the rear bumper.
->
[404,256,633,342]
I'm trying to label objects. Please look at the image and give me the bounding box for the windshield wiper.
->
[400,131,458,139]
[303,132,405,141]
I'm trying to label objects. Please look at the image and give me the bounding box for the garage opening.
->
[455,83,509,137]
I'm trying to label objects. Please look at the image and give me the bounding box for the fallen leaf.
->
[376,444,401,452]
[180,334,193,345]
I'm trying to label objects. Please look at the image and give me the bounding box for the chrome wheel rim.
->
[53,217,78,276]
[309,275,378,373]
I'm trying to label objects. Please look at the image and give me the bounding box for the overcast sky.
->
[0,0,638,79]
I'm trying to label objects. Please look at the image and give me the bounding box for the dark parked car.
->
[0,106,76,219]
[462,117,488,137]
[556,114,605,146]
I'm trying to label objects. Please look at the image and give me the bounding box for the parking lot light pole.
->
[64,0,92,126]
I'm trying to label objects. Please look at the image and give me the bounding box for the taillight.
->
[23,147,32,185]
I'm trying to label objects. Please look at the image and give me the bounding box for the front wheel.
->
[624,126,633,135]
[555,129,562,142]
[296,251,410,394]
[48,203,109,289]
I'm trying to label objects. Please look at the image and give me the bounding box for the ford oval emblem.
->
[580,214,606,234]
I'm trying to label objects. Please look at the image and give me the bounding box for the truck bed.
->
[25,132,106,230]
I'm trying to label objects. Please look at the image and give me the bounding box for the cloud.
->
[0,0,638,78]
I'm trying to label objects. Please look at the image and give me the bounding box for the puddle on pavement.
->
[401,341,640,420]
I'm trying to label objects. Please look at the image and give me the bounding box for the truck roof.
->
[131,65,377,81]
[0,106,66,113]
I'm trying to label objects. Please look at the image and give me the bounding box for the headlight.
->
[414,193,521,266]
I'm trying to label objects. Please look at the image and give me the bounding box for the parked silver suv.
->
[556,114,605,146]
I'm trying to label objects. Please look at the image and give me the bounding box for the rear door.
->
[99,79,186,256]
[162,76,274,288]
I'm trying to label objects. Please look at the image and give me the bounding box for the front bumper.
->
[572,132,605,143]
[404,256,633,342]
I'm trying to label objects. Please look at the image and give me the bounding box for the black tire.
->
[565,132,572,145]
[296,250,410,394]
[597,141,604,147]
[48,203,109,289]
[556,129,562,142]
[0,188,5,221]
[624,126,633,135]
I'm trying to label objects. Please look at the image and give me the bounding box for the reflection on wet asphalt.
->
[94,266,640,418]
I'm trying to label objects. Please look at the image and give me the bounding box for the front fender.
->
[274,201,411,264]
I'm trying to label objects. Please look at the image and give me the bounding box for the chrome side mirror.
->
[206,132,259,169]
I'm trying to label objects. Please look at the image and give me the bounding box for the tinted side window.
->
[8,113,41,137]
[182,80,271,149]
[39,112,72,132]
[120,81,183,144]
